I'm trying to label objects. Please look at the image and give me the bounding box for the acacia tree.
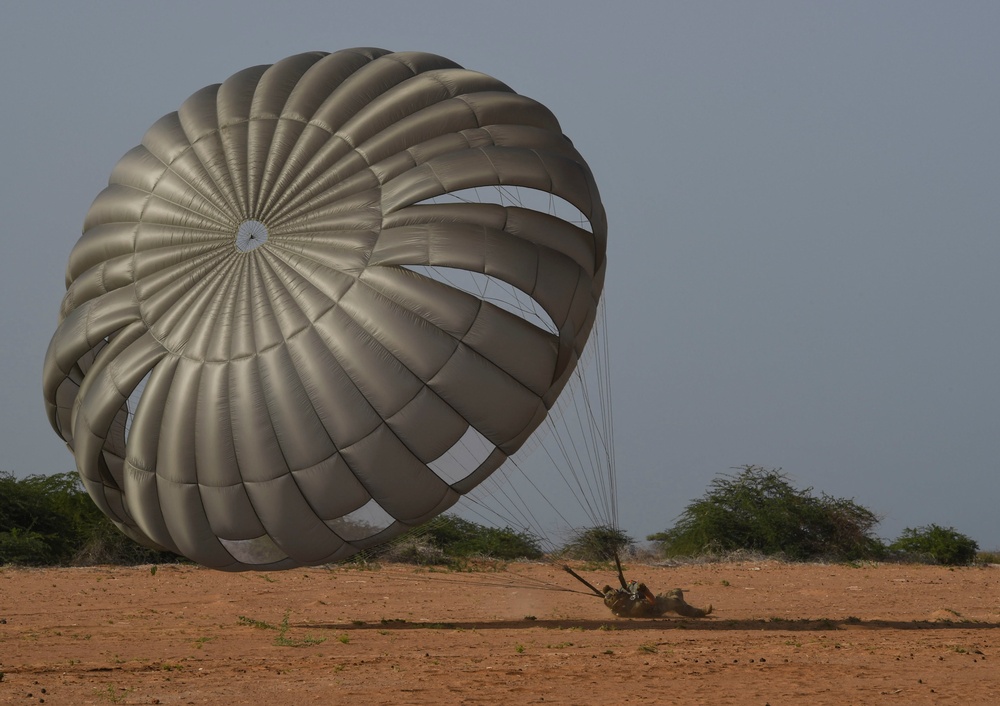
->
[647,466,884,561]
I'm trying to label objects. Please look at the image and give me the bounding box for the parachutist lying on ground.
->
[562,556,713,619]
[599,581,712,618]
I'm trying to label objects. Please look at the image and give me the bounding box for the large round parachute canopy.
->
[43,48,607,570]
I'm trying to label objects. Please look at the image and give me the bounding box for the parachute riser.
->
[561,564,604,598]
[614,551,628,590]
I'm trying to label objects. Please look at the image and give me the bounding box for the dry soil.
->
[1,560,998,705]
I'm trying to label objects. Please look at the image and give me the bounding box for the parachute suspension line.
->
[534,300,619,532]
[461,456,590,555]
[505,277,557,334]
[586,301,617,530]
[575,301,618,531]
[564,366,612,522]
[405,262,556,335]
[466,436,609,552]
[597,301,619,530]
[470,470,549,540]
[462,460,572,554]
[534,422,605,528]
[492,466,557,540]
[382,565,596,596]
[539,388,606,526]
[501,455,607,546]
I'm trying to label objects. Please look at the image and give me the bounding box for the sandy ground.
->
[1,560,998,705]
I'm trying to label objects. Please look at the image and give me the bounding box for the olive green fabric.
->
[43,49,606,570]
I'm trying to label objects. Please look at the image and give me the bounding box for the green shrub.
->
[647,466,885,561]
[1,471,94,564]
[889,524,979,566]
[559,525,634,562]
[0,470,179,566]
[378,515,543,564]
[0,528,53,565]
[428,516,543,560]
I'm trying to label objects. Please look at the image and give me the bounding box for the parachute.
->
[42,48,607,570]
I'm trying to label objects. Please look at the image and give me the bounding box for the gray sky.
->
[2,1,998,548]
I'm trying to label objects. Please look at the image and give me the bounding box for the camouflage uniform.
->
[602,582,712,618]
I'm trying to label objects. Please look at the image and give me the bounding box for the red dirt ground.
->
[1,560,998,705]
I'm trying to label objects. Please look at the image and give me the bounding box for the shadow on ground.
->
[303,617,1000,632]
